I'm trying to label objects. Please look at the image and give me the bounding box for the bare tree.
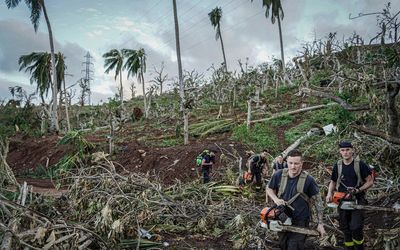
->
[151,62,168,95]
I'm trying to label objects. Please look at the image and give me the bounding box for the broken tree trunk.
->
[301,88,370,111]
[1,182,28,250]
[251,103,337,124]
[247,100,251,130]
[0,140,18,188]
[351,125,400,145]
[387,83,400,137]
[281,129,316,158]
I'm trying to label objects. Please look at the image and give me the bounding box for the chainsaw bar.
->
[341,203,400,212]
[260,221,320,236]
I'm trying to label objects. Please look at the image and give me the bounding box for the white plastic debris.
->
[138,228,152,239]
[322,124,337,135]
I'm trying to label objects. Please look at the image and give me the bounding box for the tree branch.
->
[351,125,400,145]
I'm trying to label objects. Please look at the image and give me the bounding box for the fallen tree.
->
[250,103,338,124]
[300,87,370,111]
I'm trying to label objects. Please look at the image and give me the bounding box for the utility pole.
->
[80,52,93,105]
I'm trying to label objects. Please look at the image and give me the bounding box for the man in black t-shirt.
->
[267,150,325,249]
[247,150,268,190]
[326,141,374,250]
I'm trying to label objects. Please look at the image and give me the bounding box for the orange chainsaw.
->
[259,205,320,236]
[327,191,400,212]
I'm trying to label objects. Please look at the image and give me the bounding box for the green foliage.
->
[284,122,311,144]
[189,119,235,137]
[301,135,339,164]
[158,138,181,147]
[58,131,94,157]
[310,105,354,128]
[52,155,79,175]
[309,70,332,86]
[232,123,278,153]
[277,84,297,95]
[268,115,294,127]
[0,104,40,138]
[284,105,353,144]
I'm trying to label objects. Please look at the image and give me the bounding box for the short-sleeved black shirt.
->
[273,162,288,170]
[331,159,371,193]
[268,169,319,221]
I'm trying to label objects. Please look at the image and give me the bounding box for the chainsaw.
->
[259,205,320,236]
[327,191,400,212]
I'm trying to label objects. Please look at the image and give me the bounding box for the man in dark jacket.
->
[272,154,288,175]
[326,141,373,250]
[267,149,325,249]
[247,150,268,190]
[201,150,216,183]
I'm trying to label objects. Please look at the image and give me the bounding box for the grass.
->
[232,123,278,154]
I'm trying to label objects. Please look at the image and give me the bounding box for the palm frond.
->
[27,0,42,32]
[5,0,22,8]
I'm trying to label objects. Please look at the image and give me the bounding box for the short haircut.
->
[287,149,302,159]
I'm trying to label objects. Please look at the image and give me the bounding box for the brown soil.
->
[7,134,72,174]
[7,132,251,187]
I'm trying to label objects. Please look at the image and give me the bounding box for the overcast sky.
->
[0,0,398,104]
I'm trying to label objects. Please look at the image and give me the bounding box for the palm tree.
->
[6,0,60,131]
[172,0,188,145]
[252,0,287,82]
[103,49,124,102]
[18,52,65,102]
[56,52,71,131]
[208,7,228,72]
[122,48,148,117]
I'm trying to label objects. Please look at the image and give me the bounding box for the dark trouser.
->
[279,220,308,250]
[202,166,211,183]
[339,203,365,250]
[250,166,262,189]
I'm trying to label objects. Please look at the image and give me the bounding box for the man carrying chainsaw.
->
[266,149,326,249]
[247,150,268,191]
[326,141,374,250]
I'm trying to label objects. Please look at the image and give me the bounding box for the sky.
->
[0,0,398,104]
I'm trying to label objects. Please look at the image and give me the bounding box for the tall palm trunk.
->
[42,1,59,132]
[218,23,228,72]
[277,12,287,85]
[63,79,71,131]
[141,68,148,118]
[119,68,123,102]
[173,0,188,145]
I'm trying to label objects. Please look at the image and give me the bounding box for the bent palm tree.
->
[18,52,65,104]
[252,0,287,82]
[103,49,124,102]
[122,48,148,117]
[208,6,228,72]
[6,0,60,131]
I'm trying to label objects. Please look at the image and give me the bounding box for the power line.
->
[156,0,239,51]
[181,9,264,53]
